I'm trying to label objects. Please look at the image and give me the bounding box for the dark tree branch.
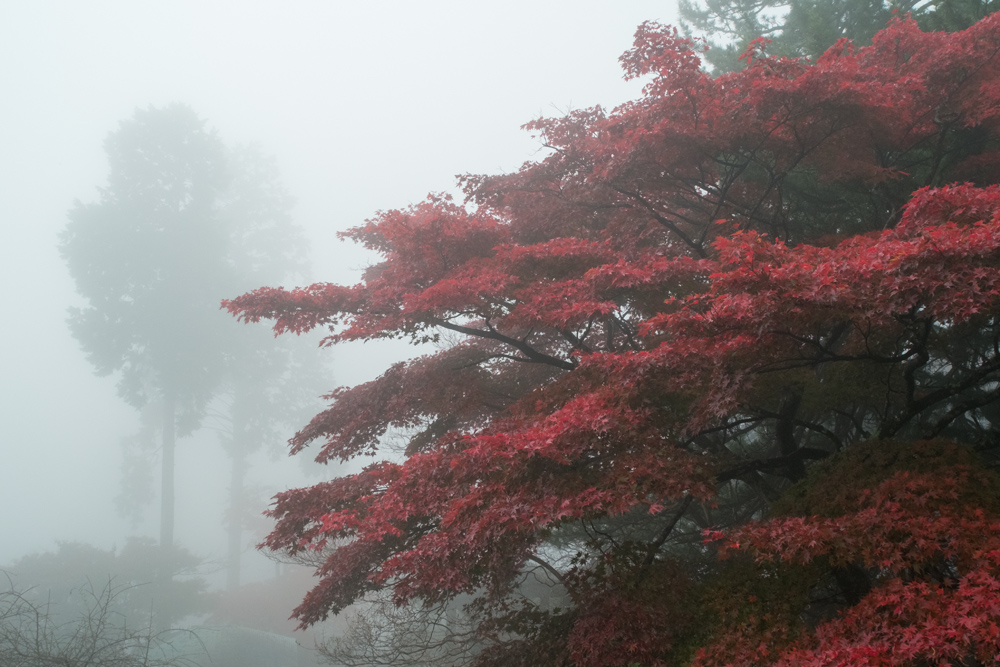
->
[636,495,695,585]
[526,554,572,594]
[429,318,576,371]
[716,447,831,483]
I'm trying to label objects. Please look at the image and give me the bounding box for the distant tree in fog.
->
[61,104,232,551]
[209,326,329,590]
[60,106,319,593]
[208,144,326,591]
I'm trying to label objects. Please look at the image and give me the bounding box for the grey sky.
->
[0,1,675,572]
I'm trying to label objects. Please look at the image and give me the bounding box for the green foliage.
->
[919,0,1000,31]
[679,0,999,73]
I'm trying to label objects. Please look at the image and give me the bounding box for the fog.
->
[0,0,674,657]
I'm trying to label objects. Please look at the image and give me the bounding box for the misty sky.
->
[0,1,676,576]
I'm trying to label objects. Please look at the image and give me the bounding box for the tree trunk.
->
[160,393,176,549]
[226,450,247,590]
[153,392,177,630]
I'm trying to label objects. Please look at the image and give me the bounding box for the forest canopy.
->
[227,12,1000,667]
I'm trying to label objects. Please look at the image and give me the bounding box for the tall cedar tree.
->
[228,15,1000,667]
[63,104,231,551]
[62,106,309,567]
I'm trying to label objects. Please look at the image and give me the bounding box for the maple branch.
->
[715,447,831,483]
[610,314,642,351]
[688,415,762,440]
[878,359,1000,438]
[699,152,752,240]
[428,318,576,371]
[612,187,708,258]
[920,40,1000,186]
[833,406,872,441]
[751,355,895,375]
[579,317,596,347]
[764,325,909,367]
[580,519,619,553]
[635,495,694,585]
[775,385,803,458]
[702,109,828,242]
[560,329,592,354]
[741,165,787,238]
[750,409,843,450]
[902,318,933,414]
[925,111,958,188]
[924,391,1000,440]
[525,554,572,593]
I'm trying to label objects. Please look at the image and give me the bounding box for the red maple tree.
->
[226,14,1000,666]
